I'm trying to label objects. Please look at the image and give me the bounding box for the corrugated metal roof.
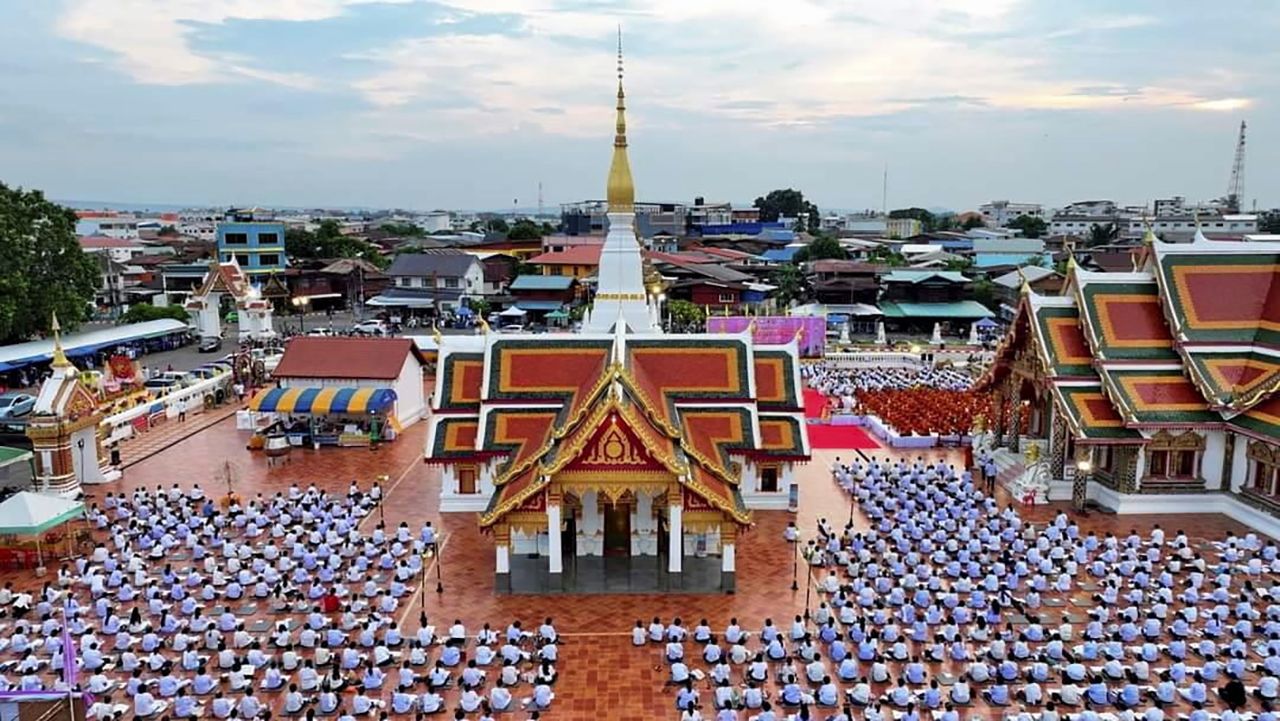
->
[509,275,574,291]
[273,337,425,380]
[385,252,479,278]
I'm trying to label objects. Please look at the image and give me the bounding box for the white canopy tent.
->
[0,492,85,566]
[497,307,528,318]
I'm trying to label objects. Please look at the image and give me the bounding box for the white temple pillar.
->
[546,504,563,575]
[722,543,735,572]
[667,503,682,574]
[495,544,510,574]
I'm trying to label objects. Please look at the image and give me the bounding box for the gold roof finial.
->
[50,312,71,369]
[431,321,442,346]
[1141,218,1157,245]
[605,26,635,213]
[477,317,491,335]
[1016,266,1031,294]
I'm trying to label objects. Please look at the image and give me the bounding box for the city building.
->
[1126,213,1258,240]
[979,200,1044,228]
[527,245,603,278]
[216,209,287,276]
[366,252,483,314]
[878,270,992,333]
[981,228,1280,531]
[425,59,808,594]
[416,211,452,233]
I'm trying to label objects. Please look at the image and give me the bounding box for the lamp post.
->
[1074,459,1092,514]
[425,541,443,594]
[790,534,799,592]
[292,296,310,334]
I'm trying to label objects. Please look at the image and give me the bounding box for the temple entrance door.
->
[603,503,630,557]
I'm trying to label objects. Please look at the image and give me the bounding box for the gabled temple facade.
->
[425,326,808,592]
[980,230,1280,528]
[424,42,809,592]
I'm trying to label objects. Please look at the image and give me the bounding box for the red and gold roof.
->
[1099,367,1219,427]
[431,331,807,529]
[1050,383,1141,441]
[1074,273,1177,361]
[1152,244,1280,411]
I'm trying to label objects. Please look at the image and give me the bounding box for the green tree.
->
[0,184,99,343]
[120,304,190,324]
[889,207,937,232]
[770,265,808,307]
[753,189,820,233]
[971,277,996,308]
[666,299,706,330]
[286,222,388,269]
[944,258,974,272]
[962,215,986,230]
[506,219,546,240]
[378,221,425,238]
[867,246,908,267]
[1085,222,1119,247]
[1007,214,1048,239]
[793,234,847,263]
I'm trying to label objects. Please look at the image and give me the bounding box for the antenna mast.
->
[1227,120,1246,213]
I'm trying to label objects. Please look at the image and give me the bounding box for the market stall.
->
[248,386,399,448]
[0,491,86,569]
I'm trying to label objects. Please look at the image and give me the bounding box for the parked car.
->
[352,320,387,336]
[0,393,35,418]
[198,336,223,353]
[143,378,178,393]
[498,324,525,334]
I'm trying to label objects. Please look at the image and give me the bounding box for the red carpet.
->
[803,388,830,419]
[806,422,882,450]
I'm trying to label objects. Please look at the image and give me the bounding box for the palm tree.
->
[1086,222,1119,247]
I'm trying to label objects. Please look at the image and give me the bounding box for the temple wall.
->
[1202,431,1227,491]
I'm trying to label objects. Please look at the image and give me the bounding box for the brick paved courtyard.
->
[54,410,1257,720]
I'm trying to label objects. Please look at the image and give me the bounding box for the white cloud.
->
[55,0,406,86]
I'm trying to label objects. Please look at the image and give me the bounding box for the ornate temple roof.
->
[981,232,1280,442]
[427,328,808,528]
[1151,236,1280,411]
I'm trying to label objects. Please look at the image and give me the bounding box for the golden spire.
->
[50,312,71,368]
[605,26,635,213]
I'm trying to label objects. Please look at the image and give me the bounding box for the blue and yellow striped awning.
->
[249,387,397,415]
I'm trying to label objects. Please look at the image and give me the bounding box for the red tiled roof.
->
[79,236,139,249]
[528,245,602,266]
[273,337,426,380]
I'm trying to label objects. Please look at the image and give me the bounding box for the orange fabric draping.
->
[855,388,989,437]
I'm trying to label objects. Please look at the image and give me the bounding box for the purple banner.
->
[706,316,826,357]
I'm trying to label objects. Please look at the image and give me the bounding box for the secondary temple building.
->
[424,48,810,593]
[981,229,1280,529]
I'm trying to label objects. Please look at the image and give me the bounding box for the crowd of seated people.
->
[638,450,1280,721]
[0,482,559,719]
[803,364,985,437]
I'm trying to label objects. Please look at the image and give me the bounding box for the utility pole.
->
[882,163,889,218]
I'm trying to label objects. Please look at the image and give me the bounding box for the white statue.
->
[875,321,887,346]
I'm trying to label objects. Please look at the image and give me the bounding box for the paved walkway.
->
[117,401,244,468]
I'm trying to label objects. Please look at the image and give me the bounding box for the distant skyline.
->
[2,1,1276,213]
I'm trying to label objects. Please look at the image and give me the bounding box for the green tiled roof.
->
[880,300,993,319]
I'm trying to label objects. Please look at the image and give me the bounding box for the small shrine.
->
[26,315,119,496]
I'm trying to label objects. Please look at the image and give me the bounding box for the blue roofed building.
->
[216,209,287,276]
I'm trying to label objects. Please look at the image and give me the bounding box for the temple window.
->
[1247,442,1280,499]
[457,465,478,494]
[1144,430,1204,482]
[760,465,780,493]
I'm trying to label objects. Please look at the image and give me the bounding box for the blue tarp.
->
[976,317,999,328]
[454,306,474,317]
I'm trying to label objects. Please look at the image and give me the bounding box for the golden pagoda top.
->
[50,312,71,369]
[606,28,635,213]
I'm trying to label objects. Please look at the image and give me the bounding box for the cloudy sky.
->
[1,0,1275,212]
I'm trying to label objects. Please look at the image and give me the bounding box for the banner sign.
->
[706,316,826,357]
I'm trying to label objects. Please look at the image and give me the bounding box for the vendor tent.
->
[975,317,999,328]
[0,492,85,566]
[454,306,474,317]
[249,387,397,415]
[497,307,527,318]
